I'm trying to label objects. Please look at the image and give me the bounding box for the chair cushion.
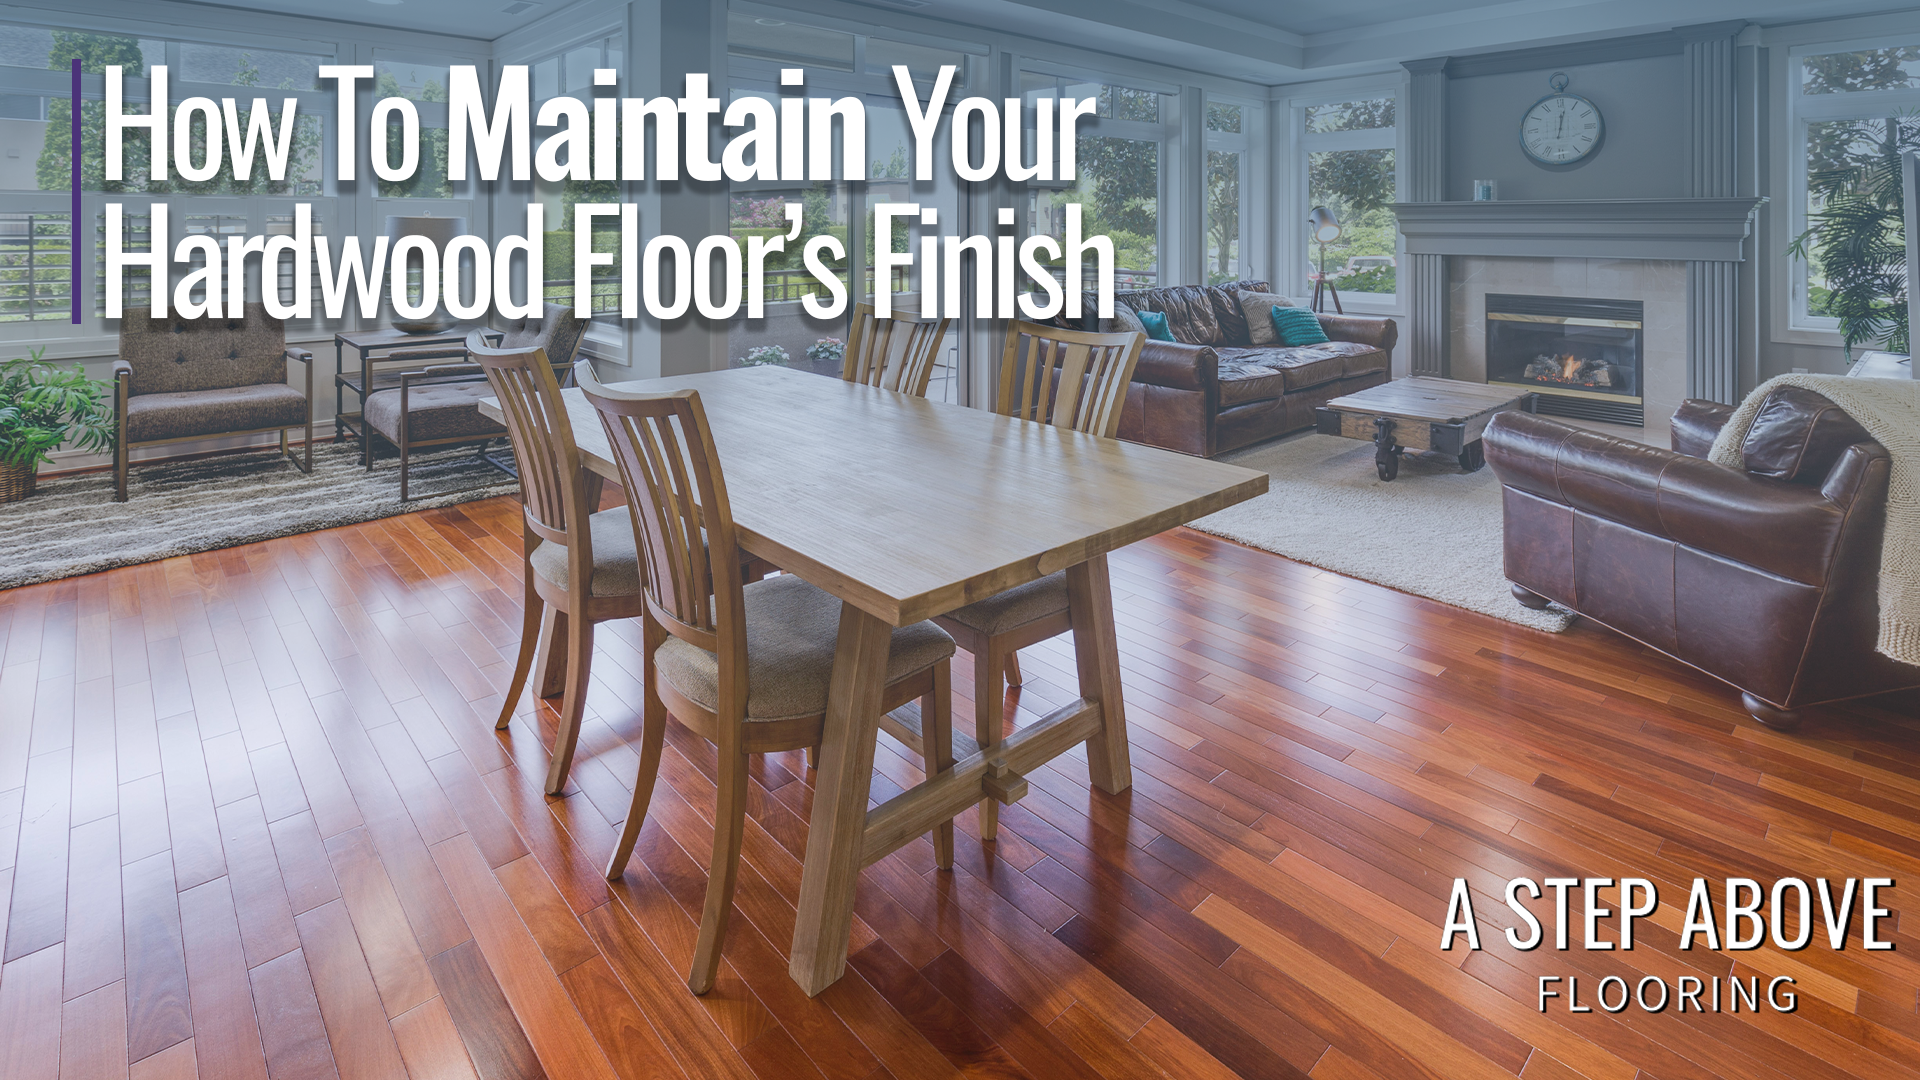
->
[124,383,307,443]
[655,574,955,722]
[363,380,509,443]
[528,508,642,597]
[1740,385,1876,485]
[941,571,1069,636]
[117,302,289,395]
[1212,341,1383,405]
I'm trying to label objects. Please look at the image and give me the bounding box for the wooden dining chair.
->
[931,319,1145,840]
[584,376,960,995]
[841,303,952,397]
[473,331,646,797]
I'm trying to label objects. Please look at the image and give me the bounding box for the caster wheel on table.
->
[1376,450,1399,481]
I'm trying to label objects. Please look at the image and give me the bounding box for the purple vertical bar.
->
[70,57,81,324]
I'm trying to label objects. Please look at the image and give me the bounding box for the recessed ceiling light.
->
[366,0,402,5]
[754,18,786,25]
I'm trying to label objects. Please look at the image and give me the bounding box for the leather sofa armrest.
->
[1670,399,1736,457]
[1317,314,1398,352]
[1486,411,1859,586]
[1133,340,1217,393]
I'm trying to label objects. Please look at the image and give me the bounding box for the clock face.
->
[1520,93,1603,164]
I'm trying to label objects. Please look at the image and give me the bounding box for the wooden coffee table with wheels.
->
[1315,377,1537,481]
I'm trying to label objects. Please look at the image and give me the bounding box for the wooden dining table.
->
[481,364,1268,994]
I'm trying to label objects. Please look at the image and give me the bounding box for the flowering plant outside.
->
[740,345,790,367]
[806,338,845,363]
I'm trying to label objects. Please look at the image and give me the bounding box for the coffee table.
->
[1314,376,1537,481]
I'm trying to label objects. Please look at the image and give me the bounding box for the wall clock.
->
[1519,72,1603,165]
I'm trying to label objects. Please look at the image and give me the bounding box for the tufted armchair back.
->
[118,303,291,397]
[495,303,589,371]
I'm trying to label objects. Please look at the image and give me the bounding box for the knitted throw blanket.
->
[1707,373,1920,666]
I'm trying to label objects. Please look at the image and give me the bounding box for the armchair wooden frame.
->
[932,319,1144,840]
[585,379,956,995]
[841,303,952,397]
[476,333,643,797]
[112,348,314,502]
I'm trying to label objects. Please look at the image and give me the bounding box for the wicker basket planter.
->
[0,461,36,504]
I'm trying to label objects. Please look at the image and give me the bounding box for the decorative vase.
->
[0,461,36,503]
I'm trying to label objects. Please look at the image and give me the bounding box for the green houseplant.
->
[0,350,116,502]
[1788,64,1918,356]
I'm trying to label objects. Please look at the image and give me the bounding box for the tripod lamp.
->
[1307,205,1343,315]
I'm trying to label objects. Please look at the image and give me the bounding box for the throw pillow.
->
[1137,309,1176,342]
[1108,302,1147,336]
[1235,289,1293,345]
[1271,305,1330,346]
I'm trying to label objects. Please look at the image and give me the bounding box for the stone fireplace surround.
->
[1394,197,1765,445]
[1450,257,1685,434]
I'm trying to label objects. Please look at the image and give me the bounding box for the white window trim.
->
[1278,74,1406,316]
[1202,93,1262,287]
[1774,36,1920,347]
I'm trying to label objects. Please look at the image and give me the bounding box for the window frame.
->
[1279,75,1405,315]
[1780,36,1920,343]
[0,30,342,351]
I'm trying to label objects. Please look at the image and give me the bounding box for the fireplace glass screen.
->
[1485,293,1644,425]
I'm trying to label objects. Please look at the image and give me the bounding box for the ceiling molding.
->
[1441,30,1681,79]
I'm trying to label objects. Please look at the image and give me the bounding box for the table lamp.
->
[385,213,466,333]
[1308,206,1343,314]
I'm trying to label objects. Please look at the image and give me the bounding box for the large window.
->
[1023,71,1168,290]
[1205,100,1251,284]
[0,23,334,341]
[525,31,625,317]
[1788,42,1920,333]
[1293,91,1399,304]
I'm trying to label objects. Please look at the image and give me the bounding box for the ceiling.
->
[137,0,1920,80]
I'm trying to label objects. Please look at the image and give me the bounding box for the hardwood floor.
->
[2,493,1917,1080]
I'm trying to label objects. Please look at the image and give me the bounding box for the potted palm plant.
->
[0,350,115,503]
[1789,110,1917,356]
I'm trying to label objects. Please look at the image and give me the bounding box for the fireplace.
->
[1485,293,1644,426]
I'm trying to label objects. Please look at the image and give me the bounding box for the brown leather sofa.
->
[1069,280,1396,457]
[1484,387,1920,728]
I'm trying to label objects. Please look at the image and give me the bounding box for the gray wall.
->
[1444,54,1686,202]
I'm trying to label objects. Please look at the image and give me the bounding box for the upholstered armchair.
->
[114,303,313,501]
[1484,387,1920,728]
[362,303,588,500]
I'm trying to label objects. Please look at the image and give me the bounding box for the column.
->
[1678,21,1746,403]
[642,0,729,377]
[1401,57,1449,378]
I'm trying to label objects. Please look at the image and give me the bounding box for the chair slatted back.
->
[996,320,1145,438]
[582,379,746,678]
[842,303,953,397]
[468,331,584,547]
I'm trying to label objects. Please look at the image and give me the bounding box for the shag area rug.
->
[1,441,518,590]
[1189,433,1574,632]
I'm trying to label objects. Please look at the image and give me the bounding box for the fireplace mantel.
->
[1392,198,1767,262]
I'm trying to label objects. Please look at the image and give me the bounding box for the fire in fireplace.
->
[1485,294,1644,426]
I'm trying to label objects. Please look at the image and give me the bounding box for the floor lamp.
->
[1308,206,1343,315]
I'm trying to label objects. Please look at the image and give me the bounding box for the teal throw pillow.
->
[1137,309,1175,341]
[1271,305,1330,346]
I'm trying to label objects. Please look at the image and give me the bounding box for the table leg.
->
[789,603,893,996]
[1066,554,1131,795]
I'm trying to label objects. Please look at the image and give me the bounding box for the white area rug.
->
[1189,433,1574,633]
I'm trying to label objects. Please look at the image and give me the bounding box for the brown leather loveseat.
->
[1484,387,1920,728]
[1071,280,1396,457]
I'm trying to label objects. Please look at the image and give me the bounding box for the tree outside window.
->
[1301,96,1396,298]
